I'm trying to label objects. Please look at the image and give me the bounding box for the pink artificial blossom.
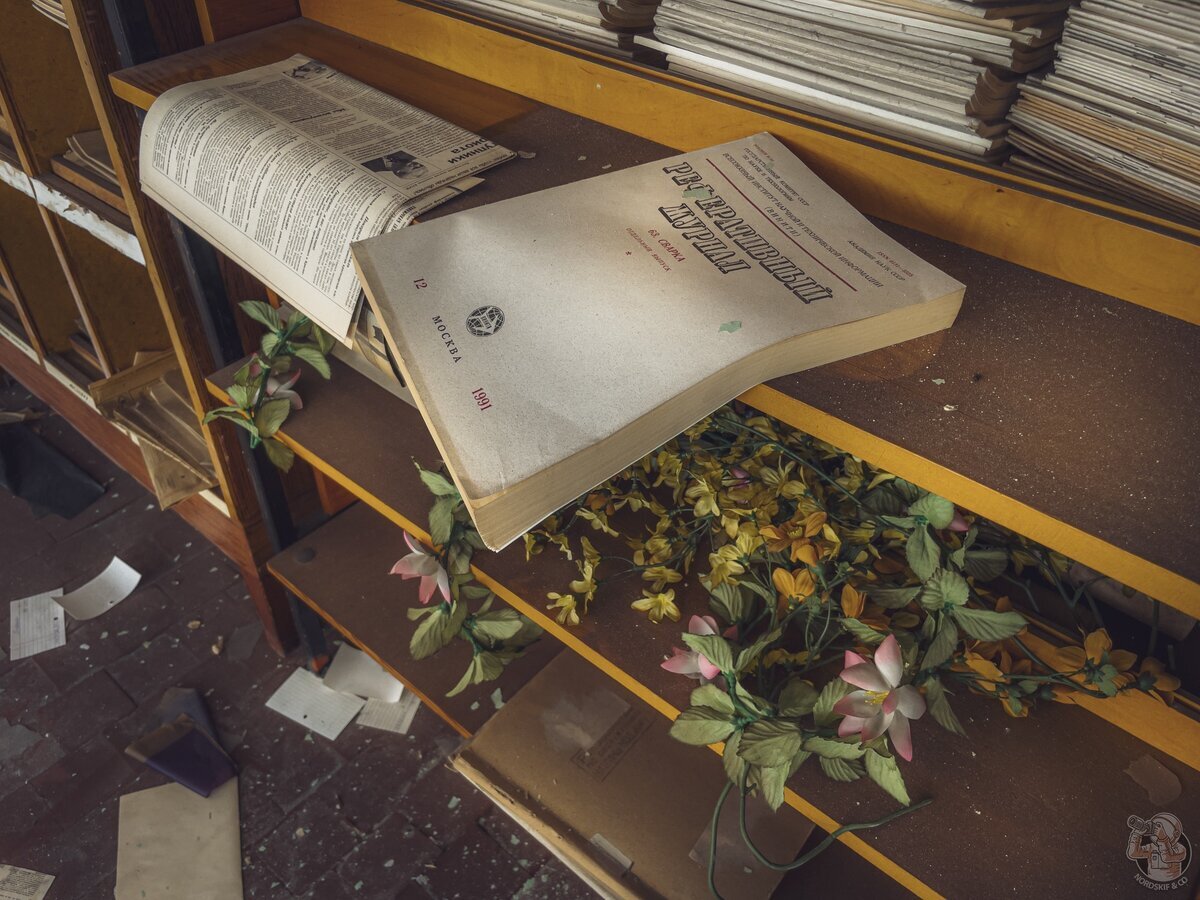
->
[661,615,724,681]
[948,511,970,532]
[264,370,303,410]
[389,532,450,605]
[833,634,926,761]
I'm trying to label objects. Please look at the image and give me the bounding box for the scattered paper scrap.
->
[210,636,225,656]
[931,378,946,385]
[57,557,141,620]
[0,865,54,900]
[943,404,957,412]
[225,622,262,661]
[490,688,505,711]
[323,644,404,702]
[1124,754,1182,806]
[0,719,40,763]
[718,321,742,333]
[9,590,65,661]
[516,150,537,159]
[115,780,242,900]
[356,693,421,735]
[682,186,713,200]
[266,669,364,741]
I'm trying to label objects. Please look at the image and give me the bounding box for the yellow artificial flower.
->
[707,544,745,587]
[631,589,681,623]
[772,566,816,608]
[642,565,683,592]
[840,584,865,618]
[546,593,580,627]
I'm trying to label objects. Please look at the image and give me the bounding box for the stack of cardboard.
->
[1007,0,1200,226]
[635,0,1070,158]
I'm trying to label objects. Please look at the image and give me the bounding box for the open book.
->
[139,55,514,342]
[352,134,964,550]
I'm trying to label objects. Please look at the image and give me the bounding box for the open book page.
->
[353,133,962,504]
[139,54,514,341]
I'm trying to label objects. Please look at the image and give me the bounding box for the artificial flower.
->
[707,545,745,587]
[773,566,816,609]
[833,634,926,761]
[661,615,723,681]
[642,565,683,592]
[1134,657,1181,702]
[389,532,450,605]
[264,369,302,410]
[546,592,580,627]
[632,588,681,623]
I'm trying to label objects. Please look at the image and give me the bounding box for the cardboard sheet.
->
[57,557,141,620]
[8,590,65,661]
[265,669,365,740]
[322,644,405,702]
[115,780,242,900]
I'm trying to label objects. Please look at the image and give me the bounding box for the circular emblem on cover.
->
[466,305,505,336]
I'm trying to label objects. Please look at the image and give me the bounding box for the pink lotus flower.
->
[389,532,450,605]
[265,370,302,410]
[661,615,724,681]
[833,634,926,761]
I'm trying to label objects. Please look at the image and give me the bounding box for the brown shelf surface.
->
[210,353,1198,898]
[269,501,562,737]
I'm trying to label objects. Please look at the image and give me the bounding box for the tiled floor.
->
[0,377,589,899]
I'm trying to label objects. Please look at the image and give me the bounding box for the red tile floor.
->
[0,377,589,899]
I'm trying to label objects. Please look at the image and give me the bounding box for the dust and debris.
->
[577,155,587,161]
[931,378,946,385]
[470,701,480,711]
[516,150,536,159]
[490,688,505,711]
[383,859,395,869]
[447,796,461,810]
[601,163,612,170]
[210,636,225,656]
[187,619,203,630]
[943,404,957,412]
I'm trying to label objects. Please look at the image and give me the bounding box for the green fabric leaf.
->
[406,606,437,621]
[920,614,959,671]
[812,677,853,727]
[254,397,291,438]
[293,345,332,379]
[738,719,803,768]
[722,730,746,787]
[669,706,736,746]
[801,736,865,760]
[410,602,468,660]
[429,496,457,546]
[879,515,915,529]
[908,493,954,529]
[906,525,940,582]
[418,467,460,498]
[261,437,294,472]
[964,548,1009,582]
[840,618,885,645]
[923,678,967,736]
[314,324,336,354]
[866,585,920,609]
[754,763,789,812]
[461,584,491,601]
[865,750,911,805]
[260,331,282,358]
[471,609,524,645]
[777,678,818,716]
[819,756,862,782]
[951,606,1027,641]
[226,383,253,409]
[682,633,734,673]
[690,684,736,716]
[920,569,969,610]
[240,300,281,331]
[735,626,782,673]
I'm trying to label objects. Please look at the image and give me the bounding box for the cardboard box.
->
[453,652,815,899]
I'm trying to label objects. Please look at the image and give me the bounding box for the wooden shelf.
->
[108,18,1199,615]
[211,355,1198,899]
[49,152,127,214]
[269,501,562,738]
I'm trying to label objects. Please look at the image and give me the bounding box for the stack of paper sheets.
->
[31,0,67,27]
[1006,0,1200,226]
[634,0,1070,158]
[434,0,664,57]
